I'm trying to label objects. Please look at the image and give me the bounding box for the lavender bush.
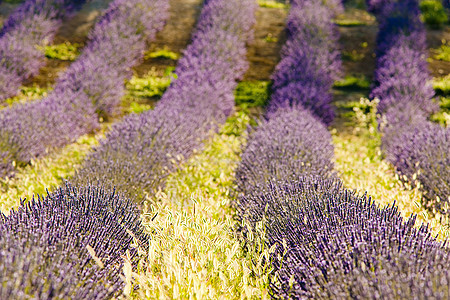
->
[236,177,450,299]
[0,0,86,101]
[0,183,147,299]
[266,0,341,125]
[234,0,341,193]
[70,0,257,202]
[235,107,335,196]
[385,121,450,214]
[0,0,169,178]
[371,41,437,115]
[371,0,449,214]
[234,0,446,298]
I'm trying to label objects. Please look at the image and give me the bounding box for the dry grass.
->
[127,112,272,299]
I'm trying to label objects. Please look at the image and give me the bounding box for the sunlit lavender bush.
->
[385,121,450,214]
[371,41,437,115]
[371,0,449,214]
[234,0,341,193]
[0,0,169,178]
[70,0,257,202]
[237,177,450,299]
[0,183,147,299]
[266,0,341,125]
[234,107,335,196]
[0,0,86,101]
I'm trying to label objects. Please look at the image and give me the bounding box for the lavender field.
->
[0,0,449,298]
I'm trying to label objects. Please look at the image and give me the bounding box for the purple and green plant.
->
[369,0,449,214]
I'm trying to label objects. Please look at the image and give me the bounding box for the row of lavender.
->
[0,0,85,101]
[235,0,449,298]
[0,0,169,178]
[69,0,257,202]
[0,0,257,297]
[368,0,450,215]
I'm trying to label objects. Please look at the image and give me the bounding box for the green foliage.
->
[234,81,271,110]
[126,102,153,114]
[1,85,50,108]
[433,74,450,95]
[257,0,287,9]
[263,33,278,43]
[430,96,450,126]
[342,49,365,61]
[338,98,381,157]
[122,69,174,114]
[334,18,367,26]
[334,75,371,89]
[144,48,179,60]
[342,0,367,9]
[41,42,82,61]
[419,0,448,28]
[125,71,172,99]
[434,43,450,62]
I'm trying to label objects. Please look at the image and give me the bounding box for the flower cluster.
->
[235,108,335,196]
[235,0,450,298]
[0,183,147,298]
[234,0,340,195]
[0,0,169,178]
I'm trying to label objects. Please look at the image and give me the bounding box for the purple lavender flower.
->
[236,177,450,299]
[371,0,449,214]
[385,120,450,214]
[371,42,437,115]
[267,0,342,125]
[235,107,335,196]
[0,183,147,298]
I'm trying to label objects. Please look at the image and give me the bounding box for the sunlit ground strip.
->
[129,111,272,299]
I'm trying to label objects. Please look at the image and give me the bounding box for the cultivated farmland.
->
[0,0,449,298]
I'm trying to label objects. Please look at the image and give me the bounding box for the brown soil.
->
[243,5,287,81]
[426,26,450,78]
[133,0,204,77]
[22,0,114,88]
[337,12,378,80]
[54,0,113,44]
